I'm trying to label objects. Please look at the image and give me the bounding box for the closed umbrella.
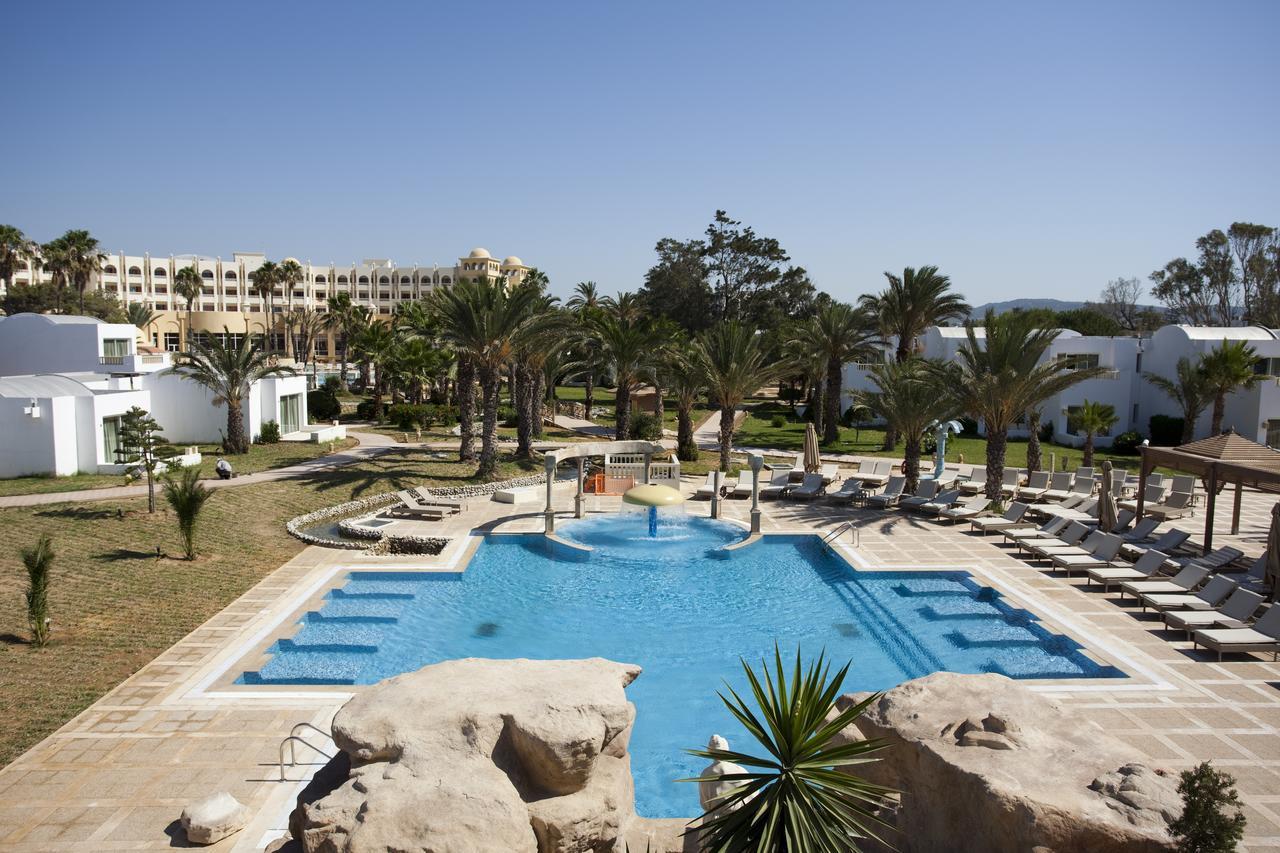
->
[1098,460,1118,533]
[803,423,821,474]
[1267,503,1280,602]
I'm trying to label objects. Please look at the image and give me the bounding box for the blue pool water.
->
[240,512,1123,817]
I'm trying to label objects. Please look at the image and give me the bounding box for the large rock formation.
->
[840,671,1181,853]
[291,658,644,853]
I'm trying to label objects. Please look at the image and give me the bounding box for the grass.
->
[0,447,540,767]
[359,423,589,444]
[0,438,360,498]
[735,401,1150,472]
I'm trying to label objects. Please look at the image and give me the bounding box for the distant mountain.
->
[970,298,1085,316]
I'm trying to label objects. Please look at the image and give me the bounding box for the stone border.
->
[285,492,402,550]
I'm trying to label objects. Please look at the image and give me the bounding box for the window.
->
[103,264,117,274]
[201,269,214,279]
[225,287,237,296]
[316,338,329,356]
[379,275,390,284]
[269,334,285,351]
[202,303,215,311]
[379,291,390,300]
[225,270,237,280]
[153,268,166,278]
[101,338,130,364]
[128,265,142,275]
[293,290,305,298]
[358,275,369,284]
[1056,353,1101,371]
[399,276,411,284]
[358,291,369,299]
[1065,405,1081,436]
[164,332,180,351]
[315,275,326,284]
[102,416,123,464]
[441,276,451,284]
[1254,357,1280,377]
[337,275,349,284]
[1268,419,1280,449]
[154,285,168,294]
[279,393,302,435]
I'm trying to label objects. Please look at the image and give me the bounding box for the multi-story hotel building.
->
[3,247,530,359]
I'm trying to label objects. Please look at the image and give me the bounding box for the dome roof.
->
[468,247,491,259]
[502,256,524,267]
[282,257,300,265]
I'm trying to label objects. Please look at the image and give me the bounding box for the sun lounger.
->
[1040,472,1074,502]
[1022,521,1091,558]
[1033,529,1108,562]
[1086,549,1172,591]
[1122,528,1190,559]
[866,476,907,509]
[411,488,464,511]
[1003,515,1070,545]
[1075,465,1096,484]
[1144,490,1194,521]
[785,472,826,500]
[1118,564,1210,602]
[1106,509,1136,534]
[1120,517,1160,543]
[1017,470,1051,501]
[1120,484,1166,514]
[939,494,992,522]
[970,502,1030,534]
[899,480,941,510]
[828,478,865,502]
[1141,574,1237,614]
[1192,603,1280,660]
[916,489,961,515]
[728,476,754,498]
[934,464,962,489]
[1166,588,1264,637]
[854,459,892,488]
[1228,555,1271,596]
[392,489,451,520]
[1174,546,1244,571]
[820,462,840,485]
[1044,497,1099,522]
[996,469,1024,498]
[1049,533,1124,575]
[759,468,793,500]
[1069,471,1095,497]
[695,472,722,499]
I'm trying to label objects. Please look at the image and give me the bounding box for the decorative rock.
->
[180,791,248,845]
[841,671,1179,853]
[291,658,643,852]
[698,735,751,814]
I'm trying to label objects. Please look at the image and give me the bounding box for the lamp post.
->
[749,452,764,534]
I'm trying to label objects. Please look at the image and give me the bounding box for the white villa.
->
[0,313,310,478]
[842,324,1280,449]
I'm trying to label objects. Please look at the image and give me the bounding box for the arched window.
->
[201,270,214,279]
[103,264,117,274]
[128,266,142,275]
[337,275,349,284]
[358,275,369,284]
[315,275,326,284]
[399,275,411,284]
[224,271,237,280]
[378,275,390,284]
[441,276,451,284]
[152,267,166,277]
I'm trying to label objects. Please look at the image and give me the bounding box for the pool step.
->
[272,638,378,655]
[303,611,397,625]
[944,624,1043,649]
[327,588,414,601]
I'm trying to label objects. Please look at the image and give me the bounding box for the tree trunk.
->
[985,428,1007,502]
[677,402,698,461]
[584,370,595,419]
[226,397,248,454]
[532,370,546,440]
[809,374,824,440]
[1211,394,1226,436]
[456,357,476,462]
[338,337,349,391]
[653,378,665,439]
[1180,411,1195,444]
[371,378,384,421]
[615,384,632,441]
[477,365,500,479]
[903,432,922,496]
[515,363,533,459]
[718,407,735,472]
[824,355,843,445]
[146,470,156,514]
[1026,411,1042,472]
[1083,432,1095,468]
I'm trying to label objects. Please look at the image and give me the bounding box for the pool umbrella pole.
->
[1098,460,1118,533]
[1268,503,1280,602]
[803,423,821,473]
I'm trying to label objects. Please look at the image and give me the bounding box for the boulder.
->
[292,657,644,853]
[180,791,248,845]
[841,671,1180,853]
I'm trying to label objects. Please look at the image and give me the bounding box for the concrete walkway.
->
[552,414,614,438]
[0,430,402,509]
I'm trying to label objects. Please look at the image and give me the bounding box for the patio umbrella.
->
[1098,460,1118,533]
[803,422,821,473]
[1268,503,1280,602]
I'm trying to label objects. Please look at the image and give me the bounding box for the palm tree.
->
[0,225,38,291]
[278,260,305,356]
[1069,400,1119,468]
[779,332,828,427]
[1200,340,1260,436]
[167,328,295,453]
[44,229,105,314]
[566,282,602,414]
[858,265,970,362]
[253,261,280,350]
[352,322,397,420]
[696,321,776,472]
[590,309,658,441]
[20,535,54,647]
[1025,407,1045,472]
[948,309,1106,500]
[40,236,71,312]
[857,358,958,494]
[602,290,645,324]
[432,277,540,477]
[325,292,357,390]
[163,466,212,560]
[125,302,159,336]
[685,648,894,851]
[173,265,202,347]
[512,296,567,457]
[666,343,706,461]
[1144,357,1211,444]
[810,302,879,443]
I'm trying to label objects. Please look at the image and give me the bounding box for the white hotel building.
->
[842,325,1280,449]
[3,247,530,356]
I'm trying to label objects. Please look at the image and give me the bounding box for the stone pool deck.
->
[1,476,1279,850]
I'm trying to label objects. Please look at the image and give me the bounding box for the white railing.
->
[649,462,680,483]
[605,453,645,466]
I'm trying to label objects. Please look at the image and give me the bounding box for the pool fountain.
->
[621,483,686,537]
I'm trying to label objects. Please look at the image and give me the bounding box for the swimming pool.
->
[240,512,1123,817]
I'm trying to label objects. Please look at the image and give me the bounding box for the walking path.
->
[552,414,614,438]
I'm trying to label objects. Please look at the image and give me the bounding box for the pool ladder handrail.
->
[821,521,859,549]
[280,722,335,781]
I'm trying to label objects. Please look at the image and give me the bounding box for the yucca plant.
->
[683,648,896,852]
[163,466,212,560]
[21,535,54,647]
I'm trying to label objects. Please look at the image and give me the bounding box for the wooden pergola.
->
[1136,431,1280,553]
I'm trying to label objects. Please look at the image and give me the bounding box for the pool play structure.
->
[239,505,1128,817]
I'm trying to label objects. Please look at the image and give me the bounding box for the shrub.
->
[258,419,281,444]
[354,398,379,421]
[498,405,518,427]
[1111,430,1144,455]
[769,414,786,429]
[778,386,804,404]
[20,535,54,647]
[163,466,212,560]
[630,412,662,441]
[1167,761,1246,853]
[1149,414,1185,446]
[958,416,980,436]
[322,375,342,394]
[387,403,424,431]
[308,388,341,421]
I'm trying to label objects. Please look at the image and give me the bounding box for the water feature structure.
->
[621,483,685,536]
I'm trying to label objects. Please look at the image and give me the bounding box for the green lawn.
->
[0,447,542,768]
[735,401,1149,473]
[0,438,360,498]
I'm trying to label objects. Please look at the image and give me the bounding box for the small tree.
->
[1145,357,1212,444]
[1200,339,1260,435]
[163,466,212,560]
[21,535,54,647]
[1168,762,1246,853]
[1068,400,1119,468]
[115,406,176,513]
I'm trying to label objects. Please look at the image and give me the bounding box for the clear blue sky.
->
[3,1,1277,307]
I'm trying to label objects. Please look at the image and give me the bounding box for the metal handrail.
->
[288,722,331,764]
[279,735,333,781]
[821,521,857,547]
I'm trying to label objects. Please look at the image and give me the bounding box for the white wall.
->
[0,396,66,477]
[0,314,138,376]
